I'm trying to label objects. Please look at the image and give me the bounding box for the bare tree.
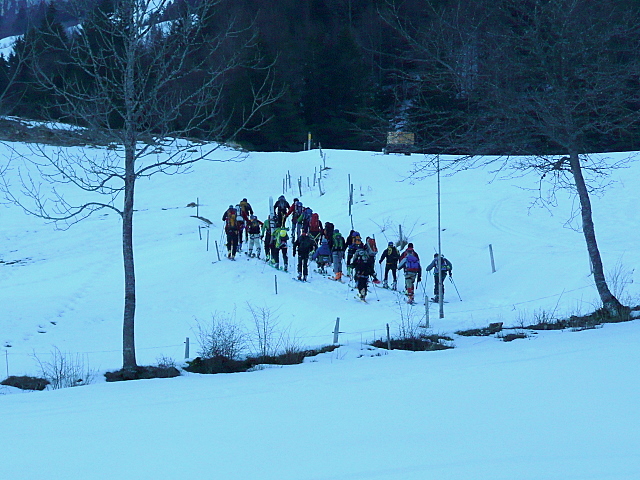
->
[2,0,279,370]
[383,0,640,315]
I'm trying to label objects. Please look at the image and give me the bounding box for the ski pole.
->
[449,275,462,301]
[371,279,380,301]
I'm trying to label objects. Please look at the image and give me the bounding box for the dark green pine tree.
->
[301,27,374,149]
[6,2,68,119]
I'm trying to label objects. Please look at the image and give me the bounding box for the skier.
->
[398,249,422,304]
[308,211,323,244]
[246,215,263,258]
[351,243,370,301]
[311,238,332,274]
[293,230,316,281]
[379,241,400,290]
[365,236,381,284]
[274,195,290,227]
[238,198,253,221]
[271,226,290,271]
[235,209,246,252]
[324,221,335,251]
[261,215,276,262]
[345,230,361,278]
[289,200,305,243]
[425,253,453,303]
[222,205,239,259]
[330,228,346,281]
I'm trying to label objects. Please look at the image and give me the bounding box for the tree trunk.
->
[122,143,137,370]
[568,150,624,316]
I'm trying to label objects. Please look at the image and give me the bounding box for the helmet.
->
[228,205,234,209]
[250,215,256,220]
[353,231,360,237]
[388,242,394,246]
[242,198,247,202]
[408,243,414,249]
[280,230,287,238]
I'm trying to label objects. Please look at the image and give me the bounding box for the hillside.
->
[0,138,639,479]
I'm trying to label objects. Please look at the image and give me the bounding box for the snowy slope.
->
[0,139,639,479]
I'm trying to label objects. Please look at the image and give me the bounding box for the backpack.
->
[225,208,237,230]
[367,237,378,253]
[405,254,420,271]
[309,213,320,231]
[248,219,261,235]
[440,257,452,272]
[303,207,313,224]
[333,232,345,251]
[275,197,288,213]
[275,228,289,248]
[353,248,369,266]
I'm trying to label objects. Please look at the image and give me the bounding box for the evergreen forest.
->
[2,0,640,153]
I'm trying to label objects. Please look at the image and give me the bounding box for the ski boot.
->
[284,264,288,272]
[297,274,302,281]
[382,281,388,289]
[391,281,397,291]
[303,276,307,282]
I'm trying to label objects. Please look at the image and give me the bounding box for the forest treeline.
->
[2,0,640,153]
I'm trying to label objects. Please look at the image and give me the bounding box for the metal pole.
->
[206,229,210,252]
[215,241,221,261]
[275,275,278,295]
[184,337,190,359]
[333,318,340,344]
[437,155,444,318]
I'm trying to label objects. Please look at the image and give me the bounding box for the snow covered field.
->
[1,137,639,479]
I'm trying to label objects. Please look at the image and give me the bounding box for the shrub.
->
[104,365,181,382]
[32,347,97,389]
[1,375,50,391]
[194,311,247,360]
[371,334,454,352]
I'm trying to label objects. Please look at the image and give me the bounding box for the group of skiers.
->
[222,195,453,303]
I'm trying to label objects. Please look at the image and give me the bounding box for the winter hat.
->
[229,204,234,209]
[242,198,247,202]
[388,242,394,246]
[408,243,414,249]
[334,229,340,233]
